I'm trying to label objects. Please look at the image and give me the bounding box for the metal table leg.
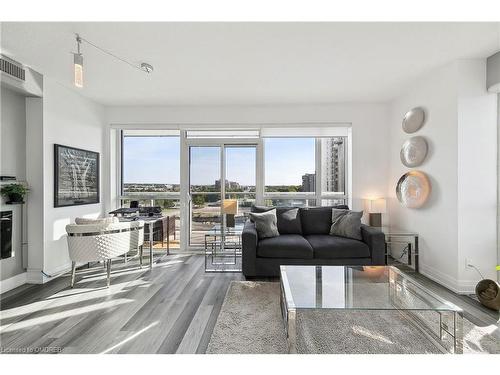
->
[149,223,153,269]
[454,311,464,354]
[281,280,297,354]
[287,310,297,353]
[166,216,170,255]
[408,242,412,266]
[415,235,419,272]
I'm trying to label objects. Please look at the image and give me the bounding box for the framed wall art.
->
[54,144,100,207]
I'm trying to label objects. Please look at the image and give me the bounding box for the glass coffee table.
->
[280,265,463,354]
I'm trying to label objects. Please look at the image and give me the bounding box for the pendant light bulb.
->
[74,35,83,88]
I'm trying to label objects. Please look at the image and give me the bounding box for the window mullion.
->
[315,138,322,206]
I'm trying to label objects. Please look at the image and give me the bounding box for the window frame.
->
[115,125,351,251]
[262,136,348,206]
[119,130,181,201]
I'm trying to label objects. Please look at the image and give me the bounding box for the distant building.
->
[215,179,240,190]
[301,173,316,192]
[322,138,345,193]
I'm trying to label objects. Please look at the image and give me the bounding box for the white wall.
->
[457,61,497,290]
[106,103,391,209]
[39,79,106,278]
[0,87,26,281]
[389,60,497,293]
[25,97,44,283]
[497,94,500,282]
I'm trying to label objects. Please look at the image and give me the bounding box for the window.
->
[186,130,259,139]
[189,146,221,246]
[321,137,346,195]
[264,136,347,206]
[264,198,316,207]
[118,128,349,251]
[264,138,316,193]
[122,133,180,195]
[121,131,181,248]
[225,146,257,222]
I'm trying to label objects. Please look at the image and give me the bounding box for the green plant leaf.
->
[0,183,29,197]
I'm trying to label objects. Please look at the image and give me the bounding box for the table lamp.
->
[222,199,238,228]
[368,198,386,227]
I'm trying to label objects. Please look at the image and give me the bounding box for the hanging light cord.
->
[76,34,147,73]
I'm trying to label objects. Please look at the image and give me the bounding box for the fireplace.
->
[1,211,13,259]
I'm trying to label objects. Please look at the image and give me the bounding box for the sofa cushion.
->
[305,234,370,259]
[329,209,363,240]
[252,206,302,235]
[248,209,280,239]
[300,206,348,235]
[257,234,314,259]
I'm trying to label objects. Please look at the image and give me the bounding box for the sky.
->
[123,136,315,186]
[123,136,180,184]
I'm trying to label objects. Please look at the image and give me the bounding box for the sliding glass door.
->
[189,146,221,246]
[188,144,257,247]
[224,146,257,226]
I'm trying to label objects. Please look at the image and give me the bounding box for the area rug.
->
[206,281,500,354]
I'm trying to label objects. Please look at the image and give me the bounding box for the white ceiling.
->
[1,22,499,106]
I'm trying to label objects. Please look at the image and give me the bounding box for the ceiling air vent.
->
[0,55,25,81]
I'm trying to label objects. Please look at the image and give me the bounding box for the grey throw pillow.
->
[329,209,363,240]
[249,209,280,239]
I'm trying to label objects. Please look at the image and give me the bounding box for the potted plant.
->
[0,183,29,204]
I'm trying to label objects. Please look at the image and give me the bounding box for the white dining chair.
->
[66,218,145,287]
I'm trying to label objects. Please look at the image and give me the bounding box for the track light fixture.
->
[72,33,154,88]
[140,62,154,74]
[73,35,83,88]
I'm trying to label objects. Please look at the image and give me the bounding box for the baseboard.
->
[0,272,27,294]
[27,262,73,284]
[45,262,73,278]
[456,280,478,295]
[419,263,460,294]
[419,263,477,295]
[27,268,48,284]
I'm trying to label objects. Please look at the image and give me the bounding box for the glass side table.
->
[380,226,419,272]
[204,224,243,273]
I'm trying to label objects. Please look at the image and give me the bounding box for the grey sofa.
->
[242,205,386,277]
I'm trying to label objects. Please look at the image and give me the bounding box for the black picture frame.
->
[54,144,100,207]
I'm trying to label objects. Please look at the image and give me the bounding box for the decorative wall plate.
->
[396,171,431,208]
[400,136,428,167]
[402,107,425,133]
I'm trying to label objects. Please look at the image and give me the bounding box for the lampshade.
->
[74,53,83,88]
[368,198,387,214]
[222,199,238,215]
[74,35,83,88]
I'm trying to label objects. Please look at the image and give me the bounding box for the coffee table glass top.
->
[280,265,461,312]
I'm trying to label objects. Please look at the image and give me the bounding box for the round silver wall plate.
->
[396,170,431,208]
[402,107,425,133]
[400,136,428,167]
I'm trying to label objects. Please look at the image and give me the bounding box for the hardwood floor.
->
[0,254,498,354]
[0,253,243,354]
